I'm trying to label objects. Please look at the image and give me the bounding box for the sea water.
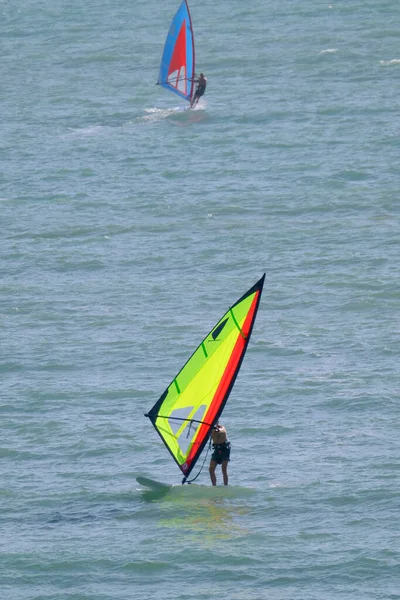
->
[1,0,399,598]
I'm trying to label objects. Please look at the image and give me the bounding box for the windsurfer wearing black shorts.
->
[209,423,230,485]
[190,72,207,108]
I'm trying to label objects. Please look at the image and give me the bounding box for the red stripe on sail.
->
[168,20,187,89]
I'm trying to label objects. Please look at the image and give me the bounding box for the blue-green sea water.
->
[1,0,399,598]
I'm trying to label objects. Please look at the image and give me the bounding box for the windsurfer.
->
[209,423,230,486]
[190,72,207,108]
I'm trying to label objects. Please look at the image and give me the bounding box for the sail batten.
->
[145,275,265,480]
[158,0,195,102]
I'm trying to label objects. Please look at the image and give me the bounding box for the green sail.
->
[146,275,265,481]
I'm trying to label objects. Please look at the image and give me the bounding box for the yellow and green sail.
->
[145,275,265,482]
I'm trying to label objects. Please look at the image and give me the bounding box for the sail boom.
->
[146,414,213,427]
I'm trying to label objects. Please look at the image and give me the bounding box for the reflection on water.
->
[140,484,255,543]
[161,497,246,542]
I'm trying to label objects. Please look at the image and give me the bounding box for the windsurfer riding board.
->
[190,72,207,108]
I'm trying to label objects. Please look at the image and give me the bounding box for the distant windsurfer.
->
[209,423,230,486]
[190,72,207,108]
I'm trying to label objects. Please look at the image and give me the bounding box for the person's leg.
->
[221,460,229,486]
[209,459,217,486]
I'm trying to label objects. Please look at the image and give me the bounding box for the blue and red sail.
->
[158,0,195,102]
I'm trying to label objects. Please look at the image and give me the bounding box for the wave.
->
[380,59,400,66]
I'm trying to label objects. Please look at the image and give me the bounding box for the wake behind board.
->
[136,476,172,490]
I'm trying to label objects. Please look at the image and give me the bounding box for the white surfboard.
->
[136,476,172,490]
